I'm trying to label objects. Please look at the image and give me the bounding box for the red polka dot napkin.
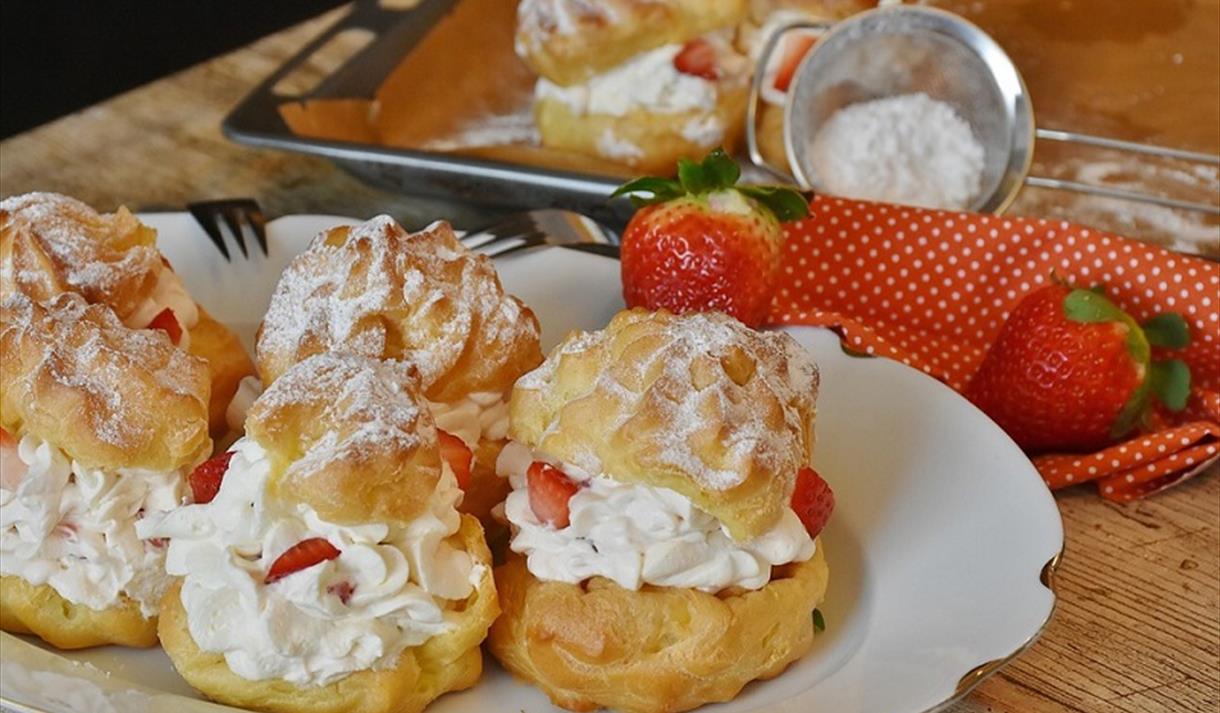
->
[770,196,1220,501]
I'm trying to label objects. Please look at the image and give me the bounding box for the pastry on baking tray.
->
[0,192,255,444]
[515,0,749,87]
[142,353,498,713]
[255,216,543,527]
[488,308,834,713]
[519,1,752,172]
[0,293,211,649]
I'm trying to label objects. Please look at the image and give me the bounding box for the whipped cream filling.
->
[124,266,200,349]
[536,40,737,118]
[498,441,814,593]
[139,438,482,687]
[225,376,265,433]
[427,391,510,450]
[0,434,185,617]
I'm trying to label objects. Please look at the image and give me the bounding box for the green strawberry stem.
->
[611,148,811,222]
[1063,287,1192,437]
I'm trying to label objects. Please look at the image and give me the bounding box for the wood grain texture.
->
[0,5,1217,713]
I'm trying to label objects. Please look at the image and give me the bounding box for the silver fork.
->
[188,199,269,261]
[461,209,620,259]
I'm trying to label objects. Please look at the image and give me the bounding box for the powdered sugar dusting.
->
[518,311,819,492]
[257,216,540,400]
[0,292,209,454]
[515,0,618,57]
[809,93,986,210]
[250,353,427,479]
[0,192,161,319]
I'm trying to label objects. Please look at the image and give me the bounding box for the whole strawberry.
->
[613,149,810,327]
[965,283,1191,452]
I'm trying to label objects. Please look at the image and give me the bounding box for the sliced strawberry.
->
[527,461,579,528]
[189,451,234,504]
[673,39,719,80]
[266,538,341,584]
[437,429,473,490]
[791,467,834,538]
[773,33,817,92]
[148,307,183,345]
[0,427,26,491]
[327,580,355,605]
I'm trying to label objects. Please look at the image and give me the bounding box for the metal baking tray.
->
[223,0,634,226]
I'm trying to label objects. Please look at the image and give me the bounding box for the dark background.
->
[0,1,346,138]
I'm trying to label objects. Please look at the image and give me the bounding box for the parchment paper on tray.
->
[278,0,637,178]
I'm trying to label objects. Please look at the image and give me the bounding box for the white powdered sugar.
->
[256,217,540,398]
[251,353,425,476]
[517,312,818,493]
[0,293,208,450]
[0,192,162,312]
[808,92,986,210]
[515,0,618,56]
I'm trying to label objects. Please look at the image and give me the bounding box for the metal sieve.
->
[746,6,1220,215]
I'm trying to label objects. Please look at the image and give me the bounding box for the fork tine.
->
[244,203,269,257]
[222,206,250,259]
[461,212,540,250]
[188,203,231,261]
[476,231,550,259]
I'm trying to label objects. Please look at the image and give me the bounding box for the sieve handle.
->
[1034,128,1220,166]
[1027,128,1220,215]
[1024,176,1220,216]
[745,20,834,184]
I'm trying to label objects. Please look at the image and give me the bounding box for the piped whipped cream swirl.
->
[139,437,482,686]
[427,391,510,449]
[498,441,814,592]
[535,36,744,118]
[0,433,184,617]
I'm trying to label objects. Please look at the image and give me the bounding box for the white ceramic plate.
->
[0,214,1064,713]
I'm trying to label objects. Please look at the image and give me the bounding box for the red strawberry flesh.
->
[773,33,817,92]
[148,307,183,345]
[327,581,355,605]
[673,39,719,80]
[791,467,834,538]
[527,461,580,529]
[189,451,234,504]
[437,429,473,490]
[266,538,341,584]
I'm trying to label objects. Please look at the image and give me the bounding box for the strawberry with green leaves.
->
[965,284,1192,453]
[613,149,810,328]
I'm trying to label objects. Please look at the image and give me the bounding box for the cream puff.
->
[254,216,543,527]
[488,308,834,713]
[0,292,212,649]
[516,0,749,87]
[140,352,498,713]
[519,1,752,172]
[0,192,256,444]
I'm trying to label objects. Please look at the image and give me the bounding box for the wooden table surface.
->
[1,7,1216,713]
